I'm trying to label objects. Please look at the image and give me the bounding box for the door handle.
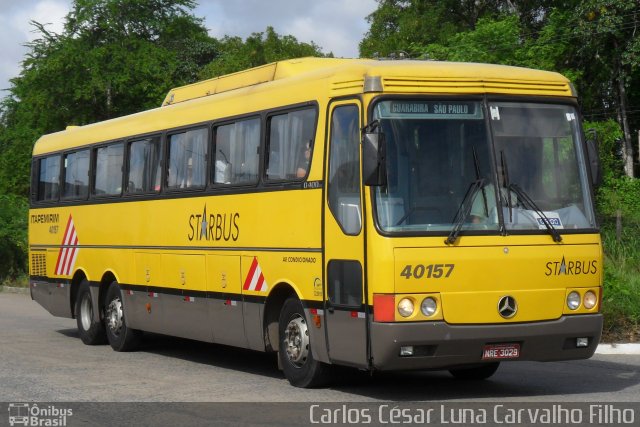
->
[327,304,334,314]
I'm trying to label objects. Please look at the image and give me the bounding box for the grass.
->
[600,218,640,342]
[1,274,29,288]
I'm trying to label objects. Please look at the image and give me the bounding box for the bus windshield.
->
[372,99,596,234]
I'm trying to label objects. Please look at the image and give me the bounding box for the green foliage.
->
[417,15,522,64]
[0,1,331,285]
[600,222,640,337]
[597,177,640,221]
[586,117,640,338]
[584,119,623,182]
[0,0,218,198]
[0,195,28,282]
[585,120,640,224]
[199,27,326,79]
[360,0,506,58]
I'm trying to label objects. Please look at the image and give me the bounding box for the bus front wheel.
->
[104,282,141,352]
[75,279,106,345]
[278,297,330,388]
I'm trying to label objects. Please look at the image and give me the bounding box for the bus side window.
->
[167,128,208,190]
[213,118,260,185]
[94,142,123,196]
[37,155,61,201]
[328,105,361,235]
[127,136,161,193]
[266,108,316,181]
[63,149,90,200]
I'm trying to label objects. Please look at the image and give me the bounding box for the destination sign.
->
[390,101,476,115]
[377,101,483,119]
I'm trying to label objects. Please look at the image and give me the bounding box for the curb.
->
[0,286,30,294]
[595,343,640,355]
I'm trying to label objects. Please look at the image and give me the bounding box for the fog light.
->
[583,291,597,309]
[398,298,414,317]
[421,297,437,317]
[576,337,589,348]
[567,291,581,310]
[400,346,414,356]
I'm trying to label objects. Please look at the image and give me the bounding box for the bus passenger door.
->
[323,101,368,367]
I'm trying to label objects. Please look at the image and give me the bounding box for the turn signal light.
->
[373,294,395,322]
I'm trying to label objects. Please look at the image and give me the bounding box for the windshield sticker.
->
[490,106,500,120]
[566,112,576,121]
[531,211,564,230]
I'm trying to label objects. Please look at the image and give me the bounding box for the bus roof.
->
[33,57,572,156]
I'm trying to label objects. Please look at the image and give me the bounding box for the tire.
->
[104,281,141,352]
[449,362,500,380]
[75,279,107,345]
[278,297,331,388]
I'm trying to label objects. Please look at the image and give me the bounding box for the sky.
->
[0,0,378,95]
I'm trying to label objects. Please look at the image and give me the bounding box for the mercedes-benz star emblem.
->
[498,296,517,319]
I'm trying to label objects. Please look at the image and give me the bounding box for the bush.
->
[587,119,640,341]
[600,218,640,340]
[0,194,28,282]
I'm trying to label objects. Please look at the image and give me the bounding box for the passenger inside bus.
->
[296,141,312,178]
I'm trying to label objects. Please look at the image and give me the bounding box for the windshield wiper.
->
[499,150,562,243]
[445,178,485,245]
[508,183,563,243]
[500,151,513,223]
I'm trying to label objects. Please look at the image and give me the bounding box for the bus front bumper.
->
[370,314,603,371]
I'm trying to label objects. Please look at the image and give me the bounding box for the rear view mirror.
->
[362,121,387,186]
[585,129,602,187]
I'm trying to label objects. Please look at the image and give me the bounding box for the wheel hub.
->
[80,293,93,331]
[284,315,309,367]
[106,298,124,336]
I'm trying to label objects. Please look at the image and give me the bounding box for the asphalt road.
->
[1,291,639,403]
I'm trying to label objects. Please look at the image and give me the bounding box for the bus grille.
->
[382,77,571,96]
[31,253,46,277]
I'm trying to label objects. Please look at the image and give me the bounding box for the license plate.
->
[482,343,521,360]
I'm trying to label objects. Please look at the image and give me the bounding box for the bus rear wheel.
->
[449,362,500,380]
[104,281,141,352]
[75,279,106,345]
[278,297,330,388]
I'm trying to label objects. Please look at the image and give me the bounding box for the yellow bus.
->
[29,58,603,387]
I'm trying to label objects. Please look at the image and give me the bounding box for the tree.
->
[417,14,523,65]
[572,1,640,177]
[359,0,508,58]
[0,0,218,197]
[360,0,640,177]
[0,195,28,282]
[199,27,327,79]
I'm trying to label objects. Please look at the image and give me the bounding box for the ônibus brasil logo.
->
[7,403,73,426]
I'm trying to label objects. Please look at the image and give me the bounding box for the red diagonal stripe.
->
[62,216,74,245]
[243,257,259,290]
[63,233,78,275]
[54,216,74,274]
[54,247,65,275]
[255,274,265,291]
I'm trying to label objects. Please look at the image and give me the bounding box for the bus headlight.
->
[420,297,437,317]
[397,298,414,317]
[567,291,581,310]
[583,291,597,309]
